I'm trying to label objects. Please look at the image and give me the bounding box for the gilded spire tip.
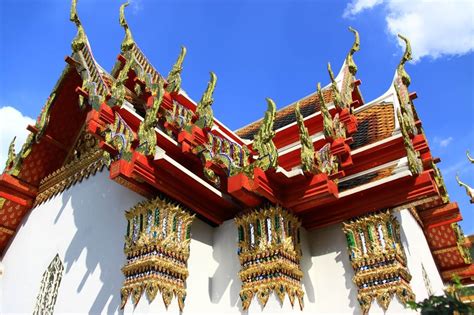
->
[397,34,412,86]
[346,27,360,76]
[120,1,134,51]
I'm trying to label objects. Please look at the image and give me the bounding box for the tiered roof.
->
[0,0,471,284]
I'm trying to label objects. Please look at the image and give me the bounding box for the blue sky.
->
[0,0,473,233]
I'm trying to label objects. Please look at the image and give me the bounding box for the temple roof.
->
[236,88,333,139]
[0,0,471,285]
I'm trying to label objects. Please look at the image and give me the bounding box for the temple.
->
[0,1,472,314]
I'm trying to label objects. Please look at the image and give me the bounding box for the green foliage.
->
[407,276,474,315]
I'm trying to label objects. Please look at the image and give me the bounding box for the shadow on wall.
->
[300,228,316,304]
[310,223,359,315]
[209,220,245,313]
[60,170,143,314]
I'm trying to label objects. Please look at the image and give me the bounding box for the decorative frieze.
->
[235,205,304,310]
[342,210,415,314]
[120,196,195,311]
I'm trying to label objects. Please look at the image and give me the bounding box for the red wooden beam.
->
[301,170,438,229]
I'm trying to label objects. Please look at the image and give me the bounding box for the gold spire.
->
[456,173,474,203]
[467,150,474,164]
[195,72,217,130]
[295,103,316,173]
[70,0,87,51]
[327,62,345,110]
[397,34,412,87]
[346,27,360,76]
[166,46,187,94]
[120,2,135,51]
[4,136,16,170]
[317,82,334,139]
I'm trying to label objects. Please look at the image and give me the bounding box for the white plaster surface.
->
[0,168,445,314]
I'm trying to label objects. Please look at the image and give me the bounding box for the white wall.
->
[0,170,145,315]
[0,168,445,315]
[396,209,445,298]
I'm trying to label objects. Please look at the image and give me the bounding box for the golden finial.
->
[70,0,87,51]
[166,46,187,94]
[456,173,474,203]
[195,72,217,130]
[346,27,360,76]
[467,150,474,164]
[328,62,346,110]
[120,2,135,51]
[327,62,336,83]
[397,34,413,86]
[4,136,16,170]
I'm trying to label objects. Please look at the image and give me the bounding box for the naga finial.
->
[253,98,278,170]
[4,136,16,170]
[166,46,187,94]
[137,77,165,156]
[346,27,360,76]
[70,0,87,51]
[195,72,217,130]
[456,173,474,203]
[328,62,345,110]
[120,2,135,51]
[328,62,336,83]
[397,34,412,87]
[467,150,474,164]
[295,103,316,173]
[318,83,335,139]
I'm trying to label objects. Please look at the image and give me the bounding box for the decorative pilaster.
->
[120,196,195,311]
[235,205,304,310]
[342,210,415,314]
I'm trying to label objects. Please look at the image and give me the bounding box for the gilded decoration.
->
[4,137,16,170]
[166,46,186,94]
[456,151,474,203]
[121,196,195,311]
[295,102,316,173]
[431,162,449,204]
[315,143,339,177]
[193,131,250,187]
[35,131,106,206]
[346,27,360,76]
[5,92,56,176]
[327,62,347,110]
[317,83,345,140]
[119,2,135,52]
[452,223,473,264]
[103,112,135,164]
[235,205,304,310]
[342,210,415,314]
[165,100,194,137]
[194,72,217,130]
[251,98,278,173]
[137,77,165,156]
[397,108,423,175]
[70,0,105,109]
[396,34,412,87]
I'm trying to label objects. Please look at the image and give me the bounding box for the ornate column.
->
[235,204,304,310]
[342,210,415,314]
[120,196,194,311]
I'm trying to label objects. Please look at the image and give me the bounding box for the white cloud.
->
[343,0,383,18]
[434,136,454,148]
[129,0,143,14]
[343,0,474,61]
[0,106,35,169]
